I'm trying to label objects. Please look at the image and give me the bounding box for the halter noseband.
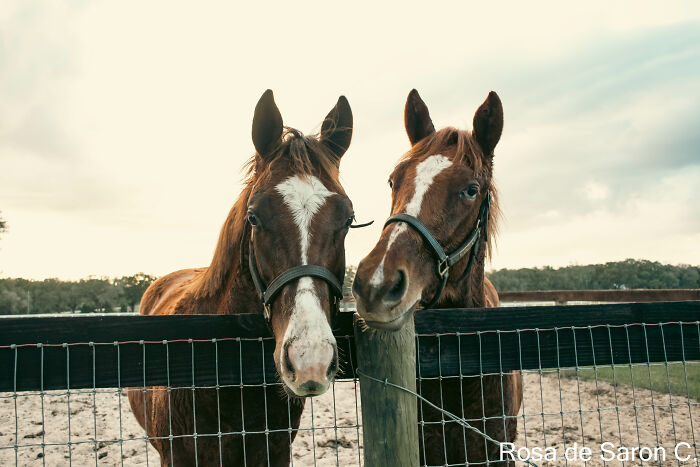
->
[247,234,344,326]
[383,191,491,309]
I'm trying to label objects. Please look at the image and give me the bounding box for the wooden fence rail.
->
[1,301,699,392]
[497,288,700,303]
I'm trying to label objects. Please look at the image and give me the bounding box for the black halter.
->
[383,191,491,309]
[247,237,344,325]
[245,214,373,325]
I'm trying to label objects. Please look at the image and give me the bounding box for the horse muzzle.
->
[281,338,337,397]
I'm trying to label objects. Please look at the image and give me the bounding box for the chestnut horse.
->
[353,90,522,465]
[128,90,355,466]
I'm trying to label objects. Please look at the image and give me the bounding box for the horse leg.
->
[469,373,522,466]
[128,384,307,466]
[128,386,172,464]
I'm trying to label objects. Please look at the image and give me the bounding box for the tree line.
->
[1,259,698,315]
[487,259,700,291]
[0,274,156,315]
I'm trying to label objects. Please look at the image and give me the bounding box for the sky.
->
[1,1,699,280]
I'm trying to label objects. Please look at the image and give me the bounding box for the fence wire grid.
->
[409,321,700,467]
[1,311,700,466]
[1,334,363,467]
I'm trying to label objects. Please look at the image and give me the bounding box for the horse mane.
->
[402,127,501,260]
[194,128,340,301]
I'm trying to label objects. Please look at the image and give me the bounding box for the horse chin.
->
[276,382,307,404]
[363,310,411,331]
[279,376,331,398]
[361,302,417,331]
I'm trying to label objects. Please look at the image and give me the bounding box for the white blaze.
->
[276,175,334,263]
[369,155,452,286]
[275,175,337,384]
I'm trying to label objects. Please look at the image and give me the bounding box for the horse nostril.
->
[284,346,295,377]
[383,270,407,305]
[326,347,338,379]
[298,380,324,395]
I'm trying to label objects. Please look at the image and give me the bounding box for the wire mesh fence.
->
[0,334,364,466]
[1,301,699,466]
[412,321,700,466]
[0,371,365,466]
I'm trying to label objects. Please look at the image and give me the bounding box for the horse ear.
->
[320,96,353,159]
[252,89,283,158]
[404,89,435,146]
[472,91,503,156]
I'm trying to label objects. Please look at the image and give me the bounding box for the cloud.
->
[477,23,700,236]
[491,166,700,269]
[1,1,699,278]
[582,181,610,201]
[5,106,78,159]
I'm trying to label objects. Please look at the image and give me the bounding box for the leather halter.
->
[245,213,373,325]
[382,191,491,309]
[247,237,344,325]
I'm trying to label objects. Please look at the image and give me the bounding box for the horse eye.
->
[247,212,259,226]
[345,216,355,228]
[388,179,394,189]
[460,184,479,199]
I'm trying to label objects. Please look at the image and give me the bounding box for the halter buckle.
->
[437,258,450,278]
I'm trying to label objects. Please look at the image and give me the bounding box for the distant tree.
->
[0,278,30,314]
[487,259,700,292]
[78,277,119,313]
[30,279,67,314]
[115,273,157,312]
[0,274,158,315]
[0,282,23,315]
[65,281,83,313]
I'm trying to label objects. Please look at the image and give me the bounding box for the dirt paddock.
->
[1,372,698,466]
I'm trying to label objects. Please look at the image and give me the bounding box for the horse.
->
[352,89,522,466]
[128,89,355,466]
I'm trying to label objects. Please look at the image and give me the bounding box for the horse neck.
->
[191,188,263,315]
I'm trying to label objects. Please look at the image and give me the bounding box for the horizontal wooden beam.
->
[497,288,700,303]
[1,301,698,391]
[415,301,700,376]
[0,313,356,392]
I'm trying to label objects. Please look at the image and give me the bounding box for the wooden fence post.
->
[354,314,419,466]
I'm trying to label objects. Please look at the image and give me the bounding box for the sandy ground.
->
[1,372,698,466]
[514,370,699,466]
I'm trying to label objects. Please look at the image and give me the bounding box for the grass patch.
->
[560,361,700,400]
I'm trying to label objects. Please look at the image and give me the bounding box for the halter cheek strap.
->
[382,191,491,309]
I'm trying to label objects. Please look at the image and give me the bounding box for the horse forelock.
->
[244,127,342,191]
